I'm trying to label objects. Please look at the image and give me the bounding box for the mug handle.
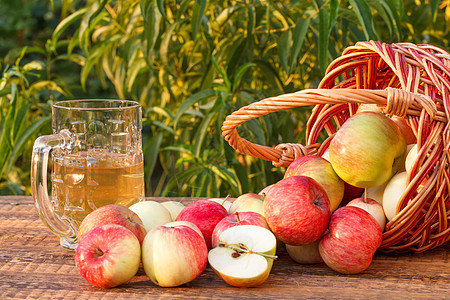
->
[31,129,73,238]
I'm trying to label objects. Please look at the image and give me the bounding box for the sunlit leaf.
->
[141,0,162,57]
[51,8,88,50]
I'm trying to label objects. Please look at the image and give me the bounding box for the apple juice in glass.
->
[31,100,145,251]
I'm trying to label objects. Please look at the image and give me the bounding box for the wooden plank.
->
[0,196,448,299]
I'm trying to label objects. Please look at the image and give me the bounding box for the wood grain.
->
[0,196,448,299]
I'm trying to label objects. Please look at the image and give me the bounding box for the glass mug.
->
[31,100,145,251]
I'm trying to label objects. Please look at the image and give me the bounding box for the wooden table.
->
[1,196,449,299]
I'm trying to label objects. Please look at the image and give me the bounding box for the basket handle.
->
[221,88,442,167]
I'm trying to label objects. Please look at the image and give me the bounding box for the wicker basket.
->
[221,41,450,253]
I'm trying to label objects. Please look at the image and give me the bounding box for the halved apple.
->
[208,225,277,288]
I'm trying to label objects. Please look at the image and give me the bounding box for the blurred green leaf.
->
[193,96,222,157]
[144,132,163,194]
[51,8,88,51]
[290,17,310,71]
[318,7,329,75]
[141,0,162,58]
[5,116,51,177]
[233,62,256,92]
[192,0,207,41]
[349,0,379,40]
[173,89,216,128]
[278,30,292,76]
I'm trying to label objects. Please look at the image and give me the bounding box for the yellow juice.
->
[51,151,145,228]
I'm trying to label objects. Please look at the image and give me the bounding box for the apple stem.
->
[94,247,104,258]
[222,194,231,205]
[235,212,240,222]
[252,251,278,260]
[220,243,278,260]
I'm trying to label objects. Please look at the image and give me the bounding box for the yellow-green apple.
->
[347,197,386,231]
[284,155,345,212]
[77,204,146,245]
[382,171,408,221]
[208,225,277,288]
[329,111,407,188]
[208,196,233,213]
[75,224,141,288]
[228,193,264,215]
[391,116,416,144]
[166,220,205,240]
[212,212,269,248]
[318,206,383,274]
[129,201,172,232]
[322,150,364,206]
[176,200,228,249]
[161,201,185,220]
[405,144,418,175]
[263,176,331,245]
[286,240,323,264]
[142,221,208,287]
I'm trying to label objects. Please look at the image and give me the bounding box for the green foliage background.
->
[1,0,450,197]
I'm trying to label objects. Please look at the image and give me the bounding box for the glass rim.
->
[53,99,140,110]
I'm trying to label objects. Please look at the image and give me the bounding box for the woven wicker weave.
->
[221,41,450,253]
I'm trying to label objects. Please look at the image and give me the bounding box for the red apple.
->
[142,221,208,287]
[258,184,275,196]
[212,212,269,248]
[319,206,383,274]
[263,176,331,245]
[391,116,416,144]
[77,204,147,245]
[176,200,228,249]
[329,111,407,188]
[284,155,345,212]
[347,197,386,231]
[340,181,364,206]
[75,224,141,288]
